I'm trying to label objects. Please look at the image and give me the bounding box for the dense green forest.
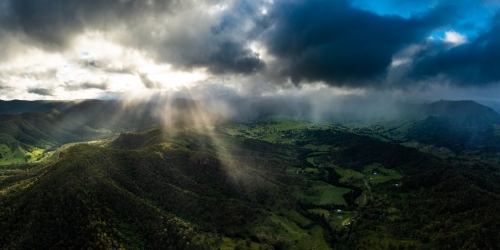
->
[1,99,500,249]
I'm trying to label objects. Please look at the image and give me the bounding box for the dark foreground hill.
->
[0,128,299,249]
[2,123,500,249]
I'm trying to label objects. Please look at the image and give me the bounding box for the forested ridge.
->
[1,100,500,249]
[0,129,302,249]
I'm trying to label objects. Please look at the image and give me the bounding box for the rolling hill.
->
[0,98,228,131]
[0,127,303,249]
[0,98,229,166]
[406,100,500,152]
[2,99,500,249]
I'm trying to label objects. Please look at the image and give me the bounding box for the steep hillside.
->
[342,100,500,153]
[0,129,301,249]
[0,100,72,114]
[0,98,229,131]
[425,100,500,126]
[0,98,229,165]
[406,100,500,152]
[0,110,102,146]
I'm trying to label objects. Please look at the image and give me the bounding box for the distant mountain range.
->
[0,98,227,131]
[406,100,500,152]
[1,98,500,156]
[0,98,228,165]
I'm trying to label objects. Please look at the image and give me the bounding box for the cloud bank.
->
[0,0,499,103]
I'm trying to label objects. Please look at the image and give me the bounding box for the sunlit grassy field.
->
[363,163,403,184]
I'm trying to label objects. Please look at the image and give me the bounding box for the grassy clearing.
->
[217,237,259,250]
[286,167,319,176]
[270,214,306,237]
[1,143,62,165]
[220,117,332,143]
[400,141,422,149]
[0,145,25,165]
[309,226,331,250]
[335,166,363,183]
[262,214,330,250]
[271,214,330,250]
[282,210,312,228]
[403,141,456,160]
[329,211,355,227]
[306,157,317,166]
[308,208,330,217]
[320,185,351,205]
[363,163,403,184]
[419,145,456,159]
[0,144,11,156]
[303,144,330,151]
[24,148,44,163]
[299,181,351,205]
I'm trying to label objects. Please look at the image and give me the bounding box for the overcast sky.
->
[1,0,500,103]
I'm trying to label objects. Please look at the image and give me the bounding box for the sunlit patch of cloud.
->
[442,30,467,46]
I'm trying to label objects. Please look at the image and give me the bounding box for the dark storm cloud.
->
[411,15,500,86]
[0,0,175,50]
[82,82,107,90]
[0,83,12,90]
[159,0,268,75]
[2,0,498,97]
[78,59,135,75]
[81,60,103,68]
[0,0,265,75]
[139,73,158,89]
[190,40,265,75]
[64,82,108,91]
[28,88,53,96]
[262,0,456,86]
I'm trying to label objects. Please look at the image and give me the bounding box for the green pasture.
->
[303,144,330,151]
[335,166,363,183]
[419,145,456,159]
[299,181,351,205]
[220,117,332,143]
[249,213,330,250]
[0,144,25,165]
[363,163,403,184]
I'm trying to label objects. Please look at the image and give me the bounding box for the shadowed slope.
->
[0,110,103,145]
[406,100,500,152]
[0,128,300,249]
